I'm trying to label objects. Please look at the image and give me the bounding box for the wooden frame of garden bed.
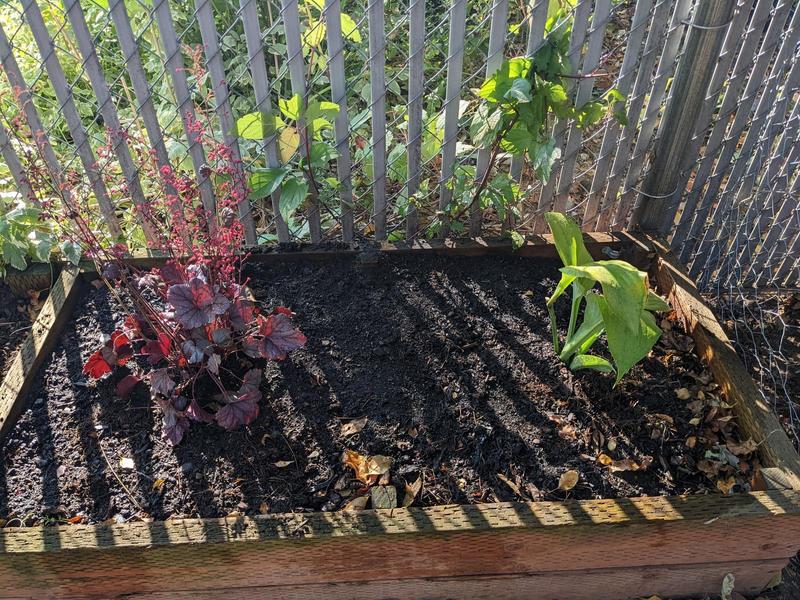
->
[1,233,799,600]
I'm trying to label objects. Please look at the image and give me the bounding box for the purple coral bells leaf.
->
[168,278,230,329]
[259,313,307,360]
[150,368,175,396]
[157,398,190,445]
[228,298,255,331]
[215,369,262,430]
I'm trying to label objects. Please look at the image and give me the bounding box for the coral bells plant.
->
[10,48,307,445]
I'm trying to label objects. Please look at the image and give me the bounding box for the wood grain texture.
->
[0,267,82,440]
[113,559,789,600]
[1,491,798,598]
[647,235,800,490]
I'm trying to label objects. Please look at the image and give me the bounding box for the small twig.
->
[98,442,144,514]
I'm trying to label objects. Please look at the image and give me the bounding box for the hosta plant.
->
[545,212,669,383]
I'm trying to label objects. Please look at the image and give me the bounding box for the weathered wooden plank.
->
[0,120,36,204]
[1,490,798,598]
[281,0,321,242]
[676,0,795,267]
[63,0,158,243]
[437,0,467,237]
[582,0,653,229]
[152,0,217,219]
[238,0,289,243]
[651,0,754,243]
[20,0,123,240]
[323,0,355,242]
[647,235,800,489]
[0,267,82,440]
[533,0,592,232]
[195,0,257,244]
[553,0,612,217]
[509,0,547,185]
[367,0,388,240]
[471,0,509,235]
[594,0,675,231]
[108,0,180,208]
[405,0,425,240]
[115,560,788,600]
[605,0,694,230]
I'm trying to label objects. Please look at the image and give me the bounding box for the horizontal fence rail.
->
[0,0,796,289]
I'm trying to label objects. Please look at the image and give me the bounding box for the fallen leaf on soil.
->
[497,473,522,497]
[403,477,422,507]
[119,457,135,471]
[343,449,392,485]
[607,438,617,451]
[549,414,577,441]
[558,470,579,491]
[651,413,674,426]
[685,436,697,448]
[259,502,270,514]
[716,476,737,495]
[340,416,368,437]
[274,460,294,468]
[370,485,397,509]
[726,438,757,455]
[675,387,691,400]
[597,454,642,472]
[341,496,369,512]
[152,478,165,491]
[67,515,83,524]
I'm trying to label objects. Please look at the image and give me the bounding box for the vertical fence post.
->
[630,0,737,235]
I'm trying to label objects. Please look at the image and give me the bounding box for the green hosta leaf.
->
[279,177,308,222]
[279,94,303,121]
[530,137,560,182]
[544,211,593,267]
[249,167,290,200]
[600,298,662,384]
[570,353,614,373]
[645,290,670,313]
[500,124,531,155]
[469,103,503,149]
[478,57,532,103]
[235,111,283,139]
[560,260,649,336]
[504,78,532,103]
[340,13,362,42]
[1,239,27,271]
[387,143,407,183]
[60,240,82,266]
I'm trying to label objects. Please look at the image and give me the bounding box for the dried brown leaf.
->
[402,477,422,507]
[341,496,368,512]
[726,438,757,456]
[343,449,392,485]
[558,470,579,491]
[497,472,522,497]
[675,387,691,400]
[340,416,368,437]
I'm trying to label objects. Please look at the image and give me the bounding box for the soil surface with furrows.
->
[0,253,747,524]
[0,281,30,375]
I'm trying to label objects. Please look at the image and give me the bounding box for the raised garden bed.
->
[0,234,799,600]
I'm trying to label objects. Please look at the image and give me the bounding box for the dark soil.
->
[0,281,30,375]
[0,254,747,525]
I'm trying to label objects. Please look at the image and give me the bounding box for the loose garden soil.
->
[0,281,31,376]
[0,253,755,525]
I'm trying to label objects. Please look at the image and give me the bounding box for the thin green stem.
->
[546,297,560,355]
[559,320,603,363]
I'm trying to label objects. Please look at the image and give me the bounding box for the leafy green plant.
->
[236,93,340,228]
[446,7,625,236]
[0,202,77,278]
[544,212,669,383]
